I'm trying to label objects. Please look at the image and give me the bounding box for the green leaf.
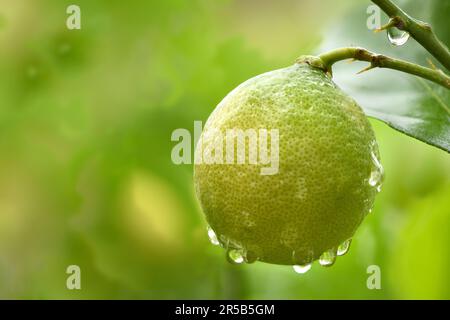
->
[318,0,450,152]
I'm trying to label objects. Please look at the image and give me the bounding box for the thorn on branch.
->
[375,16,405,33]
[356,64,376,75]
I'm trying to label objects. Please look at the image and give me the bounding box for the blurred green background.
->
[0,0,448,299]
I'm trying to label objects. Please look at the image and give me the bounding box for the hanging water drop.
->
[207,226,220,246]
[292,248,314,266]
[387,27,410,46]
[337,239,352,256]
[227,248,245,264]
[319,249,336,267]
[293,263,312,274]
[368,172,379,187]
[244,250,258,264]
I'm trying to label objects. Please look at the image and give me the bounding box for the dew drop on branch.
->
[387,27,410,46]
[293,263,312,274]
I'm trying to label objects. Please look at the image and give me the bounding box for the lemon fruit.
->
[194,57,383,266]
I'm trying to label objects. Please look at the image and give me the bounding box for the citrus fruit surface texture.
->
[194,59,383,266]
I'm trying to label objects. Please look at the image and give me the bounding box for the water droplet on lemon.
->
[293,263,312,274]
[369,147,384,193]
[227,248,245,264]
[319,249,337,267]
[337,239,352,256]
[207,226,220,246]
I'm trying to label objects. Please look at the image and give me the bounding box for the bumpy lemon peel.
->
[194,60,383,265]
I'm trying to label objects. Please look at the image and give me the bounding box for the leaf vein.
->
[418,79,450,115]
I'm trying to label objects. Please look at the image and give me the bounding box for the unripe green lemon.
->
[194,57,383,266]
